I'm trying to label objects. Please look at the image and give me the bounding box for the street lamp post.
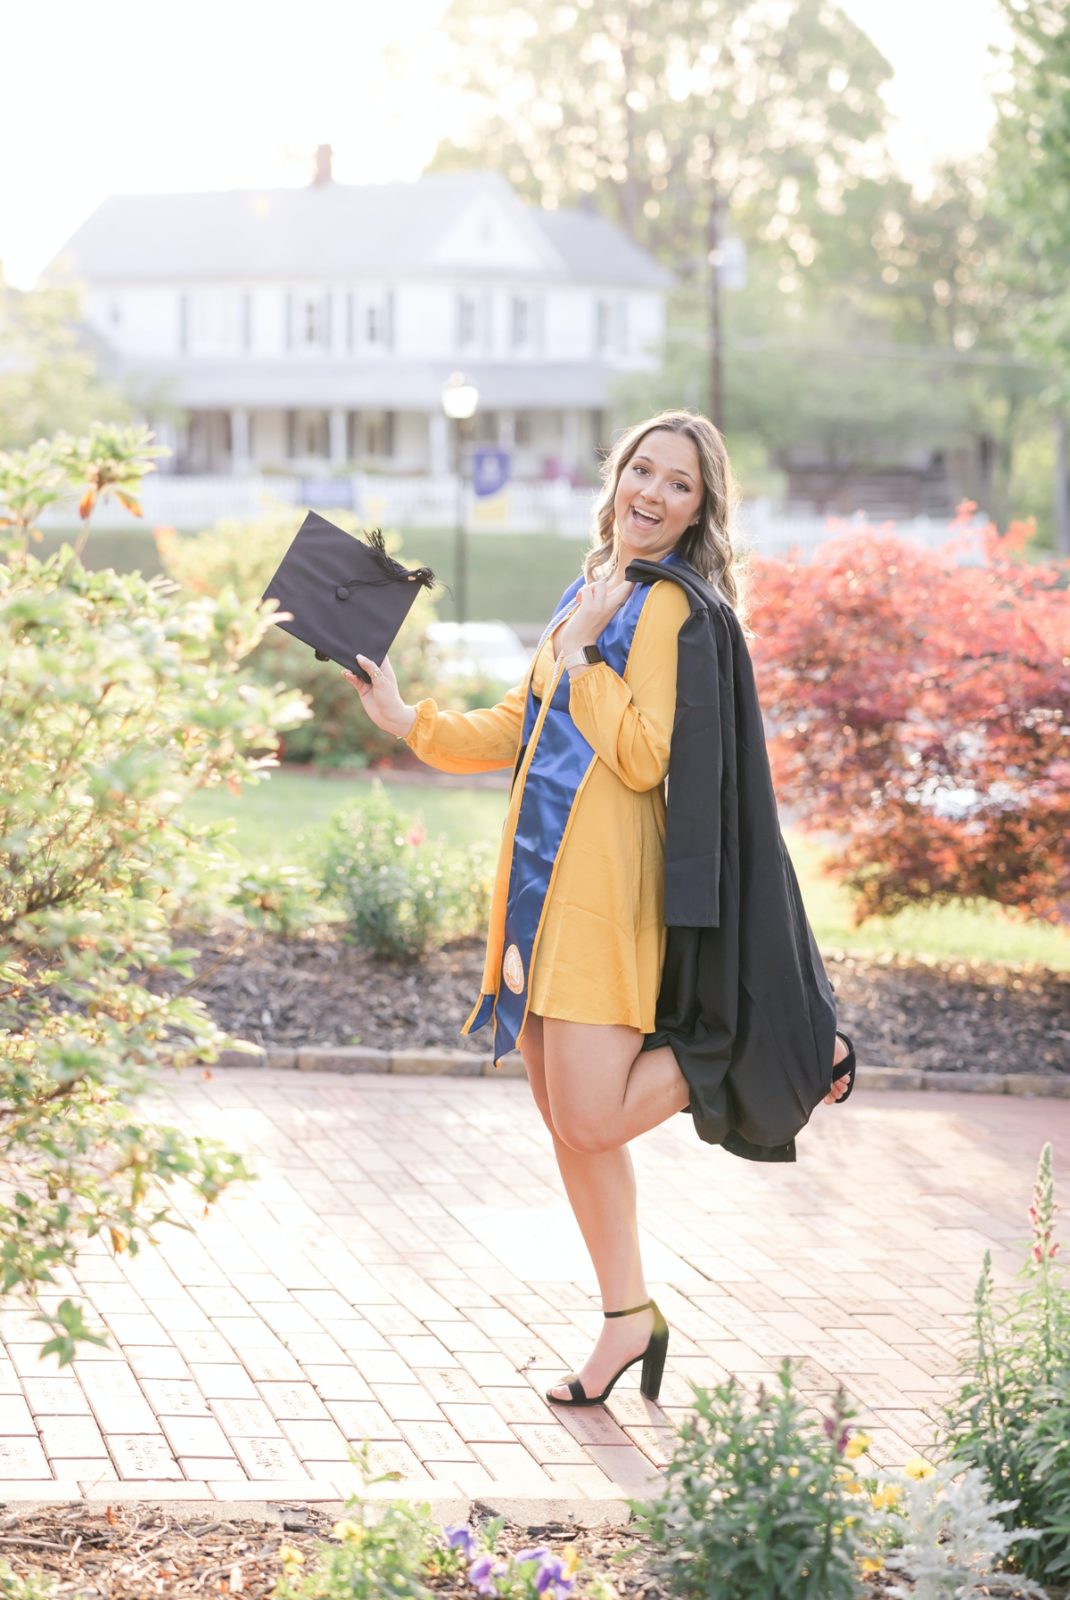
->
[441,371,479,626]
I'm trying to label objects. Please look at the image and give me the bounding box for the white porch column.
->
[230,408,251,475]
[329,407,347,468]
[429,410,450,475]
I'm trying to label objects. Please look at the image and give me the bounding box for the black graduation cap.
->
[261,511,436,684]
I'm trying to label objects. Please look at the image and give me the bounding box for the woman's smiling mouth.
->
[630,505,660,527]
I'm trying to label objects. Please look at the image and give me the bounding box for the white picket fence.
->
[36,471,983,558]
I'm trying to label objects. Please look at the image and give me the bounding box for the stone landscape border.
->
[215,1045,1070,1098]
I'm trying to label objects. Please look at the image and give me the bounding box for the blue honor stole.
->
[462,553,683,1064]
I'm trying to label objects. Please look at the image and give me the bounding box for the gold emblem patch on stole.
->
[502,943,525,994]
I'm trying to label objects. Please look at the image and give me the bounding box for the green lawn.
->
[184,770,1070,970]
[39,526,587,626]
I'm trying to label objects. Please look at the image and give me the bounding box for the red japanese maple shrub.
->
[747,505,1070,928]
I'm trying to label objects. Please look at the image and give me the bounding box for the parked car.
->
[424,621,532,689]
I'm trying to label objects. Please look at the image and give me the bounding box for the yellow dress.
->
[402,577,692,1054]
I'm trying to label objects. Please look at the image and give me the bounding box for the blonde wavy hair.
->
[583,409,745,620]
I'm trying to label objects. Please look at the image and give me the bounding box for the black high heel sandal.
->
[831,1029,857,1104]
[545,1298,669,1406]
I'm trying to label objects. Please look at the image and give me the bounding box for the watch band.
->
[562,645,603,671]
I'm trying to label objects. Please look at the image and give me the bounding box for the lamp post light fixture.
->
[441,371,479,626]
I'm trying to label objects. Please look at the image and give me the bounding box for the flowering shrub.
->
[271,1446,586,1600]
[749,510,1070,926]
[942,1141,1070,1585]
[0,425,309,1361]
[317,783,494,960]
[631,1358,882,1599]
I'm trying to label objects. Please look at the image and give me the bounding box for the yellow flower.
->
[845,1432,872,1460]
[278,1544,305,1569]
[786,1465,800,1478]
[904,1457,935,1480]
[333,1519,364,1543]
[870,1484,901,1510]
[841,1478,861,1494]
[562,1547,580,1577]
[859,1556,883,1574]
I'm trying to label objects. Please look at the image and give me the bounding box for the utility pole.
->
[707,182,724,433]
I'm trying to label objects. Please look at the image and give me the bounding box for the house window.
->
[287,409,330,458]
[514,412,533,447]
[595,298,612,354]
[189,290,242,353]
[457,293,479,349]
[510,296,529,348]
[594,297,628,355]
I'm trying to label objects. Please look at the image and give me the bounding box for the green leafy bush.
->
[942,1141,1070,1586]
[317,783,494,960]
[0,426,310,1360]
[631,1359,881,1600]
[156,509,442,767]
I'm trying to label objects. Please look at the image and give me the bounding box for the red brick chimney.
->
[312,144,333,186]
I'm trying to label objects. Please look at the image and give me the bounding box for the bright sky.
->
[0,0,1010,290]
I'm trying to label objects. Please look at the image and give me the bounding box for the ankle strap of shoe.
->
[603,1299,653,1318]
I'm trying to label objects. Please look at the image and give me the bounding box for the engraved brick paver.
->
[1,1069,1065,1502]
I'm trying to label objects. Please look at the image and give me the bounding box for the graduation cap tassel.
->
[360,526,436,590]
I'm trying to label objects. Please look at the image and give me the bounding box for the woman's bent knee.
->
[551,1113,623,1156]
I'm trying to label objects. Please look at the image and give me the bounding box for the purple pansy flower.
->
[468,1552,506,1595]
[445,1524,478,1559]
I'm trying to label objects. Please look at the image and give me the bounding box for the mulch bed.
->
[0,1501,1049,1597]
[0,1502,921,1598]
[152,923,1070,1078]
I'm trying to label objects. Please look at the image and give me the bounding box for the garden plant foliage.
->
[943,1141,1070,1586]
[632,1360,880,1600]
[0,426,310,1360]
[318,783,495,960]
[751,510,1070,927]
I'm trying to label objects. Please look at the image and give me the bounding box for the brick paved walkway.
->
[0,1069,1065,1508]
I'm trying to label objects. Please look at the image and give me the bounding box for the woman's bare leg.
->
[517,1012,658,1401]
[540,1022,854,1155]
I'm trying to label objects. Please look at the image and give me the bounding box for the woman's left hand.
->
[556,575,635,657]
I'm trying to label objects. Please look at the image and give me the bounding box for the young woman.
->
[346,410,854,1409]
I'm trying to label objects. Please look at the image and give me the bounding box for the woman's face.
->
[612,428,704,561]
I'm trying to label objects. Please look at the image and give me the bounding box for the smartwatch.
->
[562,645,603,671]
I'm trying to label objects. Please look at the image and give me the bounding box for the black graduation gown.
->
[624,554,839,1163]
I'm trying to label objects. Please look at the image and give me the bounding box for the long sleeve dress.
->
[402,570,691,1058]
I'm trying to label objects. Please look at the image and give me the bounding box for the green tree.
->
[990,0,1070,389]
[426,0,892,269]
[989,0,1070,550]
[0,275,128,450]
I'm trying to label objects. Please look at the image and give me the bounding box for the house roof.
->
[47,171,674,290]
[116,357,624,411]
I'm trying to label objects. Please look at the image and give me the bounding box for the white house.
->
[48,158,673,481]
